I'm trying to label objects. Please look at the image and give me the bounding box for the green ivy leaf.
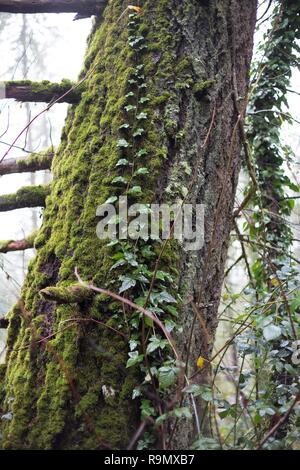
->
[105,196,118,204]
[119,277,136,294]
[126,351,144,368]
[133,128,145,137]
[128,186,142,196]
[137,112,148,120]
[134,167,149,176]
[116,158,129,167]
[158,365,180,390]
[146,336,168,354]
[136,149,148,158]
[157,291,177,304]
[263,324,282,341]
[117,138,129,148]
[111,176,127,185]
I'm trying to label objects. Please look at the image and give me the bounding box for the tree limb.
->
[0,151,53,176]
[40,284,93,304]
[0,185,50,212]
[0,232,37,253]
[3,80,81,104]
[0,0,107,15]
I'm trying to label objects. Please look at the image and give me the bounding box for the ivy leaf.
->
[146,336,168,354]
[157,291,177,304]
[128,186,142,196]
[173,407,192,419]
[134,167,149,176]
[125,104,137,112]
[105,196,118,204]
[137,112,148,120]
[136,148,148,158]
[141,399,156,419]
[191,437,220,450]
[116,158,129,167]
[158,365,180,390]
[117,138,129,148]
[133,128,145,137]
[112,176,127,185]
[119,277,136,294]
[110,259,126,270]
[126,351,144,368]
[139,96,150,104]
[184,384,212,401]
[263,324,282,341]
[165,305,178,317]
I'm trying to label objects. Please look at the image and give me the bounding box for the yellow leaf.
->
[197,356,205,369]
[128,5,142,13]
[271,278,280,287]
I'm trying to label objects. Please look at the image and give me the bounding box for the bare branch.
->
[3,80,81,104]
[0,232,36,253]
[0,151,53,176]
[0,1,107,15]
[0,185,50,212]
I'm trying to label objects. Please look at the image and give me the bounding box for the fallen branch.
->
[0,185,50,212]
[3,80,81,104]
[0,151,53,176]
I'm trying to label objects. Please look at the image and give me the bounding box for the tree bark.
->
[0,0,106,14]
[0,152,53,175]
[3,80,81,103]
[0,0,257,450]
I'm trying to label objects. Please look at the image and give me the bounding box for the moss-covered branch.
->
[3,80,81,104]
[0,185,50,212]
[0,232,37,253]
[40,285,93,304]
[0,151,53,176]
[0,0,107,15]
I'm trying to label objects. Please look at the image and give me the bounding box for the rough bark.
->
[3,80,81,103]
[0,152,53,176]
[0,0,257,450]
[0,0,106,14]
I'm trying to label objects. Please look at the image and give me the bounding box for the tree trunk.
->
[0,0,257,450]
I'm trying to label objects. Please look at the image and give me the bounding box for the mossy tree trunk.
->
[0,0,257,450]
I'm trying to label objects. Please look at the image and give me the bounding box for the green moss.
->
[193,79,216,99]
